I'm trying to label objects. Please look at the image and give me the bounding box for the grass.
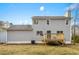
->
[0,44,79,55]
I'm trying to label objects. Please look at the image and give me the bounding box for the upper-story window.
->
[47,20,49,25]
[33,19,38,24]
[66,20,68,25]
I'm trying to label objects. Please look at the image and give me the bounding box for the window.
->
[66,20,68,25]
[36,31,43,36]
[57,31,58,33]
[47,20,49,25]
[61,31,63,33]
[40,31,43,36]
[33,19,38,24]
[37,31,40,35]
[57,31,63,34]
[47,30,51,39]
[47,30,51,34]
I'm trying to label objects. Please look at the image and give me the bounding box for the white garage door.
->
[7,31,33,43]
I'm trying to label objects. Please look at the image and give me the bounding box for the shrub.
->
[72,35,79,43]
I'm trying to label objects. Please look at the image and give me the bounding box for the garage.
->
[7,25,33,43]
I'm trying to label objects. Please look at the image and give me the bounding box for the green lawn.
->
[0,44,79,55]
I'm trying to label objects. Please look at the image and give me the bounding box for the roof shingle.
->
[32,16,70,20]
[7,25,33,31]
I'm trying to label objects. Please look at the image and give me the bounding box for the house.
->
[0,11,71,44]
[0,21,10,43]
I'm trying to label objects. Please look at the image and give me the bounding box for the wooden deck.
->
[41,33,64,44]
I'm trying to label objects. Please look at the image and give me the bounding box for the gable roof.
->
[7,25,33,31]
[32,16,70,20]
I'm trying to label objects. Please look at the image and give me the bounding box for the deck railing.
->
[41,33,64,44]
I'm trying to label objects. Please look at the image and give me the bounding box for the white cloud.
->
[71,19,79,25]
[40,6,44,11]
[19,20,29,25]
[23,20,28,24]
[66,3,79,11]
[13,20,27,25]
[76,22,79,25]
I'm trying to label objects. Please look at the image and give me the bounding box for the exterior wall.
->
[0,29,7,43]
[0,17,71,44]
[32,19,71,44]
[7,31,33,43]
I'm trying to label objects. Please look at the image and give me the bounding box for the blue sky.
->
[0,3,78,25]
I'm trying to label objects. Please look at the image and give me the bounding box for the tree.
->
[0,21,5,28]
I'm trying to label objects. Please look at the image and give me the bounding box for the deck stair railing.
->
[41,33,64,44]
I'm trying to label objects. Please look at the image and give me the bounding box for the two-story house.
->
[0,11,71,44]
